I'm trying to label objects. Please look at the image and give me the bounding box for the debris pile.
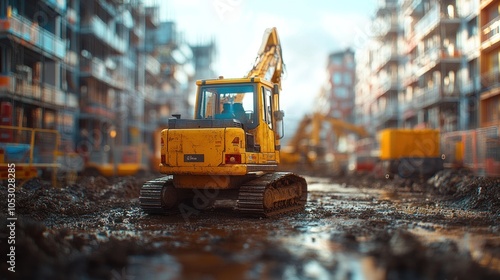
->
[1,176,144,220]
[0,216,158,280]
[427,169,500,215]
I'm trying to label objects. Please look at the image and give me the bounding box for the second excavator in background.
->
[140,27,307,217]
[280,112,369,176]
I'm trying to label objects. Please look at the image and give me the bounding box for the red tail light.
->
[225,154,241,164]
[161,154,166,165]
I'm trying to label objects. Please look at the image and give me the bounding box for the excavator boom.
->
[246,27,284,87]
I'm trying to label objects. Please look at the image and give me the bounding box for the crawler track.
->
[140,172,307,217]
[236,172,307,217]
[139,176,177,214]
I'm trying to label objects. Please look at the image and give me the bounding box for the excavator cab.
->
[161,77,282,176]
[199,82,256,126]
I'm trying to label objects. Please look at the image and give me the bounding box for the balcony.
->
[414,86,440,108]
[81,102,115,120]
[457,0,479,19]
[0,14,66,60]
[403,63,419,86]
[375,76,400,97]
[80,57,128,90]
[415,47,439,73]
[414,5,439,40]
[374,15,401,38]
[413,83,460,109]
[80,16,127,54]
[403,0,423,16]
[0,73,74,108]
[145,55,160,76]
[374,102,398,124]
[415,47,462,76]
[373,46,401,71]
[481,15,500,50]
[41,0,67,13]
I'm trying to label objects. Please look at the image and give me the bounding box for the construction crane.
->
[139,27,307,217]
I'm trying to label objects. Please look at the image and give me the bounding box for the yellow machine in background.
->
[379,128,443,178]
[280,112,368,176]
[0,125,61,187]
[83,144,147,177]
[140,28,307,217]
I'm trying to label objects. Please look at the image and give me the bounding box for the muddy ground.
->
[1,170,499,280]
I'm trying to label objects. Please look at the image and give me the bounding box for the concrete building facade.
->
[355,0,484,133]
[325,49,356,122]
[0,0,74,141]
[371,0,404,130]
[0,0,216,173]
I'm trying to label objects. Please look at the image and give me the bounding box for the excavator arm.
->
[310,113,368,146]
[246,27,284,87]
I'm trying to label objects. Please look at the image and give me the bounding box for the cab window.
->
[197,84,257,129]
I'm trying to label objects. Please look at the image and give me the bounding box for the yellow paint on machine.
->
[167,128,225,167]
[379,129,441,160]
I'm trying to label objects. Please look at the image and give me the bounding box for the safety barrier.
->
[441,126,499,177]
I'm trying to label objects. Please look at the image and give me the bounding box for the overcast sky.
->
[148,0,377,123]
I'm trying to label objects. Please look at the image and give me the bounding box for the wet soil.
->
[1,170,499,279]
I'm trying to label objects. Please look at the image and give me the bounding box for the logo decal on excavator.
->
[184,154,204,162]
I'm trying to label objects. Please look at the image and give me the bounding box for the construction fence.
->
[441,126,500,177]
[0,125,79,185]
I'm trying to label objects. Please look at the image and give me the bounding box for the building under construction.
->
[354,0,499,176]
[0,0,216,178]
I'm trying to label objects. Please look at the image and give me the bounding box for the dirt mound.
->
[0,216,159,280]
[373,230,500,280]
[427,170,500,215]
[0,176,145,221]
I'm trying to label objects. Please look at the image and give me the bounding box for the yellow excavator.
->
[140,28,307,217]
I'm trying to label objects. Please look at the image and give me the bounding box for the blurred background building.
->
[0,0,72,140]
[0,0,216,173]
[0,0,497,176]
[324,49,356,122]
[354,0,498,133]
